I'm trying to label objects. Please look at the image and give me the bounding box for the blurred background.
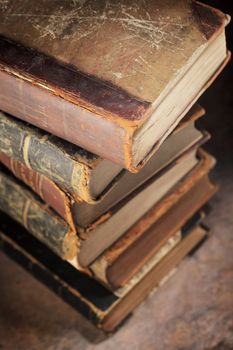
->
[199,0,233,178]
[0,1,232,349]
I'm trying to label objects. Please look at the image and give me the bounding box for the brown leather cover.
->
[0,105,204,205]
[0,1,228,169]
[102,225,207,331]
[0,111,104,203]
[91,149,216,287]
[0,104,204,228]
[0,152,75,229]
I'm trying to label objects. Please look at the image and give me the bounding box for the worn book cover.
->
[0,148,215,273]
[0,140,201,266]
[0,105,206,228]
[0,147,196,265]
[0,1,229,169]
[0,104,204,204]
[73,148,212,266]
[90,172,216,288]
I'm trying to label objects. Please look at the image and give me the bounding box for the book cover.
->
[0,149,215,272]
[0,104,204,204]
[0,1,229,169]
[0,104,206,228]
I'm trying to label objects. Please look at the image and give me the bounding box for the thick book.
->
[0,1,230,169]
[0,165,78,261]
[90,173,216,289]
[0,148,214,270]
[114,210,206,298]
[0,146,198,265]
[0,213,208,332]
[0,106,207,228]
[0,105,204,204]
[68,147,208,266]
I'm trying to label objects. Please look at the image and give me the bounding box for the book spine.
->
[0,35,132,168]
[0,46,230,172]
[0,152,75,228]
[0,168,78,260]
[0,112,94,203]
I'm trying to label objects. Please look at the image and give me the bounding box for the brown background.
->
[0,1,233,349]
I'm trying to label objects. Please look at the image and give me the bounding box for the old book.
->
[0,146,200,266]
[0,105,204,204]
[90,174,216,289]
[0,165,78,260]
[0,212,208,332]
[115,210,206,298]
[69,148,215,267]
[0,106,207,228]
[0,1,229,169]
[114,230,183,297]
[72,128,207,229]
[76,149,199,266]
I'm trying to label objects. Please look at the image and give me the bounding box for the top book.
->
[0,0,230,171]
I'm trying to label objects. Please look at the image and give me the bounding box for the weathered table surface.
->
[0,1,233,349]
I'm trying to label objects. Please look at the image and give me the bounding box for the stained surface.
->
[0,62,233,350]
[0,1,233,349]
[0,0,215,102]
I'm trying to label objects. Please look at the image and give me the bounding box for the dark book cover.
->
[0,211,208,332]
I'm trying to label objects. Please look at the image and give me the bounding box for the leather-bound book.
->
[0,148,214,269]
[0,105,203,203]
[91,169,216,289]
[0,212,209,332]
[0,1,230,169]
[0,105,206,228]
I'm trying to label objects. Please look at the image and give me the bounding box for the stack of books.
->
[0,0,230,332]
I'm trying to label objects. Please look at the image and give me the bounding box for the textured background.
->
[0,1,233,349]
